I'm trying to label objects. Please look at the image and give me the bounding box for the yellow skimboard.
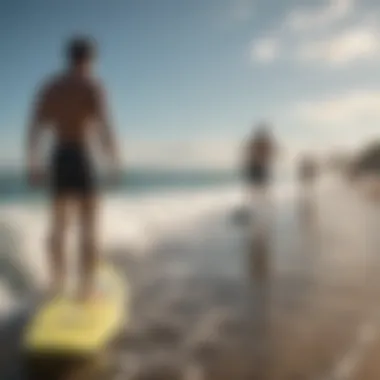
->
[24,264,128,356]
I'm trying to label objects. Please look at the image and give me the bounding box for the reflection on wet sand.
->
[5,179,380,379]
[245,218,272,380]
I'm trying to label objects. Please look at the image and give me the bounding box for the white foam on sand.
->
[0,185,238,316]
[0,175,317,319]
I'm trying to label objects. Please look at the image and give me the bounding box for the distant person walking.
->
[25,36,120,301]
[297,154,318,222]
[240,123,277,288]
[298,154,318,193]
[243,123,277,204]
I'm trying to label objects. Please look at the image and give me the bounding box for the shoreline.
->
[2,174,380,379]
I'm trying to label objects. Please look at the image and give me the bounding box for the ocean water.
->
[0,167,242,316]
[0,165,298,319]
[0,167,239,204]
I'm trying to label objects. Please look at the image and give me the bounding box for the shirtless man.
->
[241,123,277,237]
[243,123,277,199]
[26,36,119,301]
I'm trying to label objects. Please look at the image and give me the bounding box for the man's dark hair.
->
[66,36,96,65]
[253,121,271,141]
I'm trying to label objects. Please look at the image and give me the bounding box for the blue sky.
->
[1,0,380,168]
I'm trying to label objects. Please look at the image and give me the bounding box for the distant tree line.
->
[350,140,380,179]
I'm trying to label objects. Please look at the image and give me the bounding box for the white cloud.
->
[250,37,279,63]
[286,0,354,31]
[298,26,380,65]
[266,90,380,157]
[296,90,380,126]
[247,0,380,67]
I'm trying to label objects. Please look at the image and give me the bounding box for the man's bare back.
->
[35,73,107,144]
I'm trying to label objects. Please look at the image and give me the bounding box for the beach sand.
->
[1,176,380,379]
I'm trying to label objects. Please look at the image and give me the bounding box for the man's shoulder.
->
[84,76,105,94]
[39,72,65,93]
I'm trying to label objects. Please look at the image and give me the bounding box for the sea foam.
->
[0,176,308,318]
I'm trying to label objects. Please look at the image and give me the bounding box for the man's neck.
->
[68,65,91,78]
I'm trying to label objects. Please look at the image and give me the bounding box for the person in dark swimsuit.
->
[51,142,95,197]
[26,36,120,301]
[238,123,277,232]
[244,124,276,192]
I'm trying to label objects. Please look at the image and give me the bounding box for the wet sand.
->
[2,177,380,379]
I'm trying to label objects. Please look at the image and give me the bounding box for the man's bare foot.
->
[76,284,101,304]
[44,282,64,301]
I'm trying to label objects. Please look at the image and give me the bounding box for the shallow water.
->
[3,176,380,379]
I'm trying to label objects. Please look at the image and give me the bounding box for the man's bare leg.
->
[48,196,70,296]
[250,183,273,236]
[77,195,98,301]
